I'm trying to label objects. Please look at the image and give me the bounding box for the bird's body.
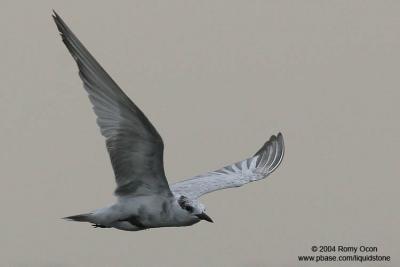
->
[53,11,285,232]
[80,195,200,231]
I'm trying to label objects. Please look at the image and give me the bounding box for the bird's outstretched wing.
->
[171,133,284,199]
[53,11,172,197]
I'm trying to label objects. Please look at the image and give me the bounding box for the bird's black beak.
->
[196,212,213,223]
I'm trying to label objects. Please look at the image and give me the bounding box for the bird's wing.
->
[53,12,172,198]
[171,133,284,199]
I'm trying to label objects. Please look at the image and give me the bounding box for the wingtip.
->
[266,132,282,144]
[254,132,285,162]
[277,132,284,143]
[52,10,63,31]
[276,131,284,153]
[52,9,59,20]
[270,132,284,171]
[51,10,67,29]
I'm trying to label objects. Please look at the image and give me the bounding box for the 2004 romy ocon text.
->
[317,245,378,253]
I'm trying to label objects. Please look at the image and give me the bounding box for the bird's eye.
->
[185,206,194,212]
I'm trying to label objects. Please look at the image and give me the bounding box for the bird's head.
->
[177,196,213,223]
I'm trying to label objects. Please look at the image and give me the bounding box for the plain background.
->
[1,1,399,266]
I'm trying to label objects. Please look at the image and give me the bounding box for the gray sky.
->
[1,1,399,266]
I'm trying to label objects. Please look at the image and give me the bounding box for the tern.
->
[53,11,285,231]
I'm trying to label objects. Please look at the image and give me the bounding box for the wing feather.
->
[53,12,172,197]
[171,133,284,199]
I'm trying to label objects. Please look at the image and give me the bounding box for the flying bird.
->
[53,11,285,231]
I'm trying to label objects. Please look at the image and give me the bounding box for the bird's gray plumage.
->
[53,11,172,197]
[53,11,285,231]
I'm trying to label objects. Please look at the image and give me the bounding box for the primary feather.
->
[53,11,172,198]
[171,133,284,199]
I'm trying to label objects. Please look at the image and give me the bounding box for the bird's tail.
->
[63,213,92,222]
